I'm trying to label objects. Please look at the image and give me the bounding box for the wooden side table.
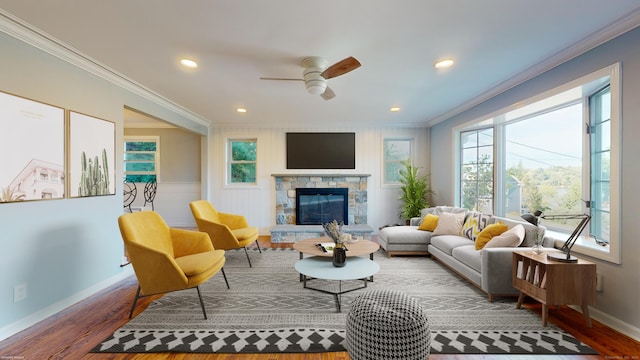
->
[512,249,596,327]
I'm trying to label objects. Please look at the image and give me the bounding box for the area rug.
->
[93,248,597,355]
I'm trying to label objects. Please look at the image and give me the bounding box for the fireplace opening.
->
[296,188,348,225]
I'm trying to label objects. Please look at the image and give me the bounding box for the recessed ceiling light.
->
[236,108,247,113]
[390,107,401,112]
[434,59,454,69]
[180,59,198,68]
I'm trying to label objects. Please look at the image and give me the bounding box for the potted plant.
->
[398,160,434,223]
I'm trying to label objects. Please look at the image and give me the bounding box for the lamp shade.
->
[521,213,539,226]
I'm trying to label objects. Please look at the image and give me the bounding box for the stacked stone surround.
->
[271,174,372,243]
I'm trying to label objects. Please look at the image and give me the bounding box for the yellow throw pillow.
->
[475,222,509,250]
[418,214,439,231]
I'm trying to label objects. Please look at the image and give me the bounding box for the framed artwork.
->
[69,111,116,197]
[0,91,65,203]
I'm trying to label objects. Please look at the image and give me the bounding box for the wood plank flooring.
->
[1,237,639,359]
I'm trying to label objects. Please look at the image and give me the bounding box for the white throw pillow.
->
[432,212,466,236]
[483,224,525,249]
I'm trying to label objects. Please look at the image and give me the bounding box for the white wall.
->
[430,26,640,339]
[208,127,431,235]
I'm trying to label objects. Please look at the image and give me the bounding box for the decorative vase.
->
[332,244,347,267]
[532,231,544,254]
[532,243,543,255]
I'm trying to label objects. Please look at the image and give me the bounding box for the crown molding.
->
[427,9,640,127]
[0,9,210,130]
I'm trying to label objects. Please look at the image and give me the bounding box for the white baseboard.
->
[0,268,134,342]
[569,304,640,342]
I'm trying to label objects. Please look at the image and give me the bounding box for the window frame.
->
[453,63,621,264]
[226,138,258,186]
[382,138,413,185]
[123,135,160,183]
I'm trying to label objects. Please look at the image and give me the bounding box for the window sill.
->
[544,229,620,264]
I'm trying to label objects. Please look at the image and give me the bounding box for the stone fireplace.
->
[271,174,372,242]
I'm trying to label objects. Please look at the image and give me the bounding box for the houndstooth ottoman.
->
[346,288,430,359]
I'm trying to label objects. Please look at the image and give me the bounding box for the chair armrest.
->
[218,212,250,229]
[170,228,214,258]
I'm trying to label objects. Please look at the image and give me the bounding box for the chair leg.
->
[254,239,262,253]
[221,267,230,289]
[243,247,253,267]
[196,286,207,319]
[129,285,142,319]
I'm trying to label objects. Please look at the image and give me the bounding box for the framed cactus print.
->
[0,91,65,203]
[68,111,115,197]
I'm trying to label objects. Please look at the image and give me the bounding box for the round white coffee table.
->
[295,256,380,312]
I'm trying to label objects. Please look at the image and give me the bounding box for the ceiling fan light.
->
[305,80,327,95]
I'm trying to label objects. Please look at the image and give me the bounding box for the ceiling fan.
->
[260,56,361,100]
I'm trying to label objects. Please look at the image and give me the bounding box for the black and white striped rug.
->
[92,248,597,355]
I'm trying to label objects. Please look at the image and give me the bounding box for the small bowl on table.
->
[347,235,360,244]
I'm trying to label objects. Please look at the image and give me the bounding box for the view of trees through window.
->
[460,129,493,213]
[124,137,158,183]
[229,139,257,183]
[459,71,614,248]
[504,102,584,233]
[384,139,412,184]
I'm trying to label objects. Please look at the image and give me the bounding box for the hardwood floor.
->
[1,237,639,359]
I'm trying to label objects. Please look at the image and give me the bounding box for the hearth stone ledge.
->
[270,224,374,243]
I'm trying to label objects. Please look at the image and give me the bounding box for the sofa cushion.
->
[419,206,467,224]
[475,222,509,250]
[378,226,432,244]
[417,214,439,231]
[432,212,466,236]
[430,235,474,256]
[488,216,544,247]
[460,211,492,240]
[451,245,481,272]
[483,224,525,249]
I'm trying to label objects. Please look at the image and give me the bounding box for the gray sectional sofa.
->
[378,206,553,301]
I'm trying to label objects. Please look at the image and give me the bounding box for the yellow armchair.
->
[190,200,260,267]
[118,211,229,319]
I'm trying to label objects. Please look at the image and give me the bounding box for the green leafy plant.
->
[398,160,434,221]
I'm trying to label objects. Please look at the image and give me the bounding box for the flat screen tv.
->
[286,132,355,169]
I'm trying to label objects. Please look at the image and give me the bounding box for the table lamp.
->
[521,211,591,263]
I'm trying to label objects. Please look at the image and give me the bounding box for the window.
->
[383,139,412,184]
[454,64,620,263]
[124,136,159,183]
[460,128,493,213]
[589,85,611,244]
[228,139,257,184]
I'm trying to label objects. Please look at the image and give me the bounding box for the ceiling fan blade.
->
[321,87,336,100]
[259,77,304,81]
[320,56,361,80]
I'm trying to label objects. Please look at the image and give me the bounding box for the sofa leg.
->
[488,294,494,302]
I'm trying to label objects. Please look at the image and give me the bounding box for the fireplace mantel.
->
[271,174,371,177]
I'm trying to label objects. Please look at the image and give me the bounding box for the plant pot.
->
[332,245,347,267]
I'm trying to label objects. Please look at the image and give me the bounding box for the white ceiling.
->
[1,1,639,129]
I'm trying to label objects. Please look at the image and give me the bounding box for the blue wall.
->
[0,28,205,338]
[430,26,640,335]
